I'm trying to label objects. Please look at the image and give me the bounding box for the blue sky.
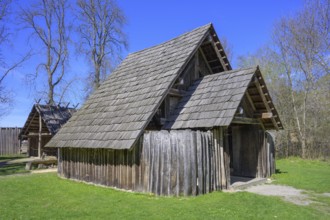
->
[0,0,304,127]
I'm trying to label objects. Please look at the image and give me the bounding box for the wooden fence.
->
[58,128,230,196]
[0,127,22,155]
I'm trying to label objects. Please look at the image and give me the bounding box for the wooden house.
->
[20,104,76,157]
[46,24,283,196]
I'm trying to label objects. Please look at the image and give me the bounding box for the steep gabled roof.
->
[164,67,283,130]
[165,68,255,129]
[20,104,76,137]
[47,24,222,150]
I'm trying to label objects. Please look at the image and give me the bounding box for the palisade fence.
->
[0,127,22,155]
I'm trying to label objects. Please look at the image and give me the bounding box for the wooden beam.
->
[245,92,256,111]
[253,112,273,119]
[208,34,229,71]
[208,59,220,63]
[232,117,261,125]
[262,112,272,119]
[198,48,213,74]
[38,115,42,158]
[24,110,37,135]
[26,132,52,136]
[194,52,199,79]
[254,79,279,130]
[168,88,183,97]
[254,101,265,105]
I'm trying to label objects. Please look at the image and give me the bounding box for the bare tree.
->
[0,0,12,116]
[0,0,11,48]
[21,0,69,105]
[273,0,329,158]
[219,36,234,63]
[0,0,32,117]
[76,0,127,91]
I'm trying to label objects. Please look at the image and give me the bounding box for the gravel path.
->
[244,184,312,206]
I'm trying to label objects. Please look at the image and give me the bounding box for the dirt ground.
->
[244,184,312,206]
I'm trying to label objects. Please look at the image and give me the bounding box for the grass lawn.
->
[0,154,27,162]
[0,154,29,176]
[0,158,329,219]
[273,157,330,193]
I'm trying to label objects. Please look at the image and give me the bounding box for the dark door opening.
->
[229,124,263,178]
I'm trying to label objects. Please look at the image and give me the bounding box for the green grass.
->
[272,157,330,193]
[0,154,27,162]
[0,162,29,176]
[0,158,329,219]
[0,173,323,219]
[0,155,29,176]
[0,173,328,219]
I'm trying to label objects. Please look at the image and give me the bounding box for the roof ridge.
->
[127,23,212,57]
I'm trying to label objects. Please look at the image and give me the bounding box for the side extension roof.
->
[164,67,283,130]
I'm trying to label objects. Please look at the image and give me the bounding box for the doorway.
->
[228,124,265,178]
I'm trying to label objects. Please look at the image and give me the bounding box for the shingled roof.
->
[164,67,256,129]
[20,104,76,137]
[164,66,283,130]
[46,24,218,150]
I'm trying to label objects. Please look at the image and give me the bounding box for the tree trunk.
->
[94,63,100,89]
[301,139,306,159]
[48,75,54,105]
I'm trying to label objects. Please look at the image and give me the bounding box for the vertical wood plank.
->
[191,131,197,196]
[196,130,203,194]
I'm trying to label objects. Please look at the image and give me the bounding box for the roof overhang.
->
[238,66,283,130]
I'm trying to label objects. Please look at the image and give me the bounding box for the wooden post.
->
[38,115,42,158]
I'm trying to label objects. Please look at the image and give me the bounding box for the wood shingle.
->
[20,104,76,136]
[164,67,257,129]
[46,24,213,150]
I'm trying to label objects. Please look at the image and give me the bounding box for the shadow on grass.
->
[0,163,29,176]
[0,155,27,161]
[275,169,288,174]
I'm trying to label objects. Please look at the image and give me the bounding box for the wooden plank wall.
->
[231,125,259,177]
[257,129,276,178]
[142,129,229,196]
[266,132,276,176]
[58,137,143,191]
[257,129,267,178]
[0,127,21,155]
[217,127,231,189]
[58,128,229,196]
[231,124,274,178]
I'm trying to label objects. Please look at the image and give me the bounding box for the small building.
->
[47,24,283,196]
[20,104,76,157]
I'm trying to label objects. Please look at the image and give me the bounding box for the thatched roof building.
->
[47,24,282,196]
